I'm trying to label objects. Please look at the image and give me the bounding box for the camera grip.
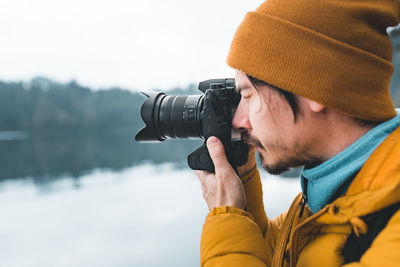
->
[187,139,249,173]
[187,142,215,173]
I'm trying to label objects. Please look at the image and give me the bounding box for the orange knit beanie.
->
[227,0,400,121]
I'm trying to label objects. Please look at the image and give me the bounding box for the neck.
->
[312,114,376,162]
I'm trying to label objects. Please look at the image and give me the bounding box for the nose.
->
[232,100,251,131]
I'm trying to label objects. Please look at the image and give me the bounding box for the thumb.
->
[207,136,231,170]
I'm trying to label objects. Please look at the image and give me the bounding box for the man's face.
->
[232,71,321,174]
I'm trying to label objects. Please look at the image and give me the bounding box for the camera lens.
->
[159,95,204,139]
[135,92,204,142]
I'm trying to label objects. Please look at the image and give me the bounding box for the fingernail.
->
[207,136,218,145]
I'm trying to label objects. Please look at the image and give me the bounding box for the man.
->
[195,0,400,266]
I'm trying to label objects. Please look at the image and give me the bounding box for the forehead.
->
[234,70,287,105]
[235,70,252,89]
[235,70,251,85]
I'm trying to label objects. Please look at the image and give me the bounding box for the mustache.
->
[241,131,264,150]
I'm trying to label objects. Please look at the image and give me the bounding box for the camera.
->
[135,78,249,173]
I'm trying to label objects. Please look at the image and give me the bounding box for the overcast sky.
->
[0,0,264,91]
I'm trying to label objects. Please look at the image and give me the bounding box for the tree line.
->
[0,77,198,134]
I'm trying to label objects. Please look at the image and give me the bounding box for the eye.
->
[241,90,252,99]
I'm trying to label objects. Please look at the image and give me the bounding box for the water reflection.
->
[0,131,30,141]
[0,133,202,183]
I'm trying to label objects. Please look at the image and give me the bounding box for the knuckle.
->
[217,167,234,178]
[212,155,223,163]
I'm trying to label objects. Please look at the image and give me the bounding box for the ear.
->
[304,98,325,113]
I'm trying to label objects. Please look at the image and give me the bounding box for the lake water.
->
[0,136,300,267]
[0,164,300,267]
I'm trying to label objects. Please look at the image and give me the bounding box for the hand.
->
[195,136,246,211]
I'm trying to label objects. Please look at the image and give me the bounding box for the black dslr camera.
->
[135,78,249,173]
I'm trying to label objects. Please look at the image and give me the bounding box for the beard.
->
[241,131,322,175]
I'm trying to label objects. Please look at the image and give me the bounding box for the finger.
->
[206,136,231,170]
[195,170,205,182]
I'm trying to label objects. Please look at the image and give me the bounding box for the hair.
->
[246,74,377,127]
[246,74,299,121]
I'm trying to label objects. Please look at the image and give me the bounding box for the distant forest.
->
[0,77,199,134]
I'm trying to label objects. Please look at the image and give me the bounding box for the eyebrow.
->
[235,85,251,94]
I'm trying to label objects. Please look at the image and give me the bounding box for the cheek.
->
[247,93,263,120]
[247,106,260,132]
[248,104,271,142]
[248,95,271,131]
[247,98,282,146]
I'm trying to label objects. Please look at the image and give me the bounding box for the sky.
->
[0,0,264,91]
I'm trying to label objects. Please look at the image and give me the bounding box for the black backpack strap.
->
[342,201,400,263]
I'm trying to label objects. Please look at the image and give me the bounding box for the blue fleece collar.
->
[301,109,400,213]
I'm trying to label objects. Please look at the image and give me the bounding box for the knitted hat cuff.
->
[227,11,396,121]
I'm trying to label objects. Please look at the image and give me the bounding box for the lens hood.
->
[135,91,166,142]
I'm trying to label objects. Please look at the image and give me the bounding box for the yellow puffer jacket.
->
[200,126,400,267]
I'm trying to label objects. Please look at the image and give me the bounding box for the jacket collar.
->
[316,125,400,224]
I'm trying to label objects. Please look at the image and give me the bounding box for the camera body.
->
[135,78,248,173]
